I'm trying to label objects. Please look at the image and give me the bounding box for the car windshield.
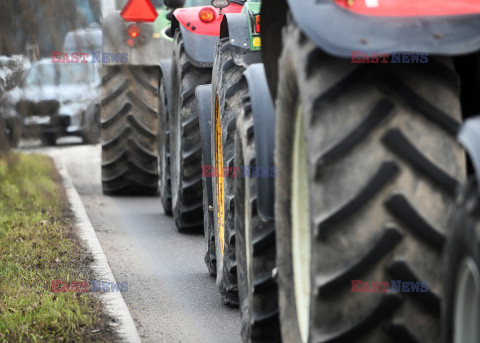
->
[24,63,97,87]
[63,30,102,53]
[74,0,99,25]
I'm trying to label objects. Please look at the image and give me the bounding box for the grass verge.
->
[0,153,116,342]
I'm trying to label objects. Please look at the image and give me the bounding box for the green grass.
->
[154,8,174,41]
[0,153,111,342]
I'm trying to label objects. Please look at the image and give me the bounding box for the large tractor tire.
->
[158,73,173,215]
[0,115,10,153]
[82,106,101,145]
[442,180,480,343]
[202,141,216,277]
[196,85,216,277]
[211,38,251,306]
[235,94,281,342]
[274,22,465,343]
[40,133,57,146]
[101,65,159,195]
[169,31,211,231]
[5,118,20,148]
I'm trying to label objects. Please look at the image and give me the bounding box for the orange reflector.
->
[255,15,260,33]
[199,7,216,23]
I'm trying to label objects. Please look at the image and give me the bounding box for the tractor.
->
[100,0,173,195]
[99,0,208,195]
[193,1,281,341]
[238,0,480,342]
[100,1,279,341]
[193,0,480,342]
[160,2,280,340]
[157,0,245,228]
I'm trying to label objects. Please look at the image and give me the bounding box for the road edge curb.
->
[54,159,142,343]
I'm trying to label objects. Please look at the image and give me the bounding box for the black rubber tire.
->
[40,133,57,146]
[275,22,465,343]
[211,38,251,306]
[100,65,159,196]
[442,180,480,343]
[196,84,216,277]
[0,115,10,153]
[202,138,216,277]
[158,73,173,216]
[169,31,210,231]
[5,118,20,148]
[83,107,101,144]
[235,95,281,342]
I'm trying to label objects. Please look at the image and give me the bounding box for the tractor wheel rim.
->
[215,94,225,257]
[292,102,311,343]
[454,257,480,343]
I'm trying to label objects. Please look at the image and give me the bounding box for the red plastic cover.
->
[335,0,480,17]
[174,2,243,36]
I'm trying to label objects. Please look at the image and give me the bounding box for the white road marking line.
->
[54,158,142,343]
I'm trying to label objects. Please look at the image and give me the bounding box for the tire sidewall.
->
[158,74,172,214]
[443,185,480,343]
[275,25,313,343]
[235,126,252,339]
[202,150,216,276]
[83,106,100,144]
[169,31,183,219]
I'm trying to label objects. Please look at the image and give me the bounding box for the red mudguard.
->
[334,0,480,17]
[174,2,243,36]
[272,0,480,58]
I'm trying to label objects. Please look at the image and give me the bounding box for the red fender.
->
[174,2,243,36]
[334,0,480,17]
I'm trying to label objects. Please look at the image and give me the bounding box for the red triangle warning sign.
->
[121,0,158,22]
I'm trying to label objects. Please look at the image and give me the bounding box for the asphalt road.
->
[21,138,240,343]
